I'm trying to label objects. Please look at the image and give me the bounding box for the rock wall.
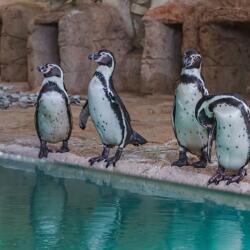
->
[1,0,250,96]
[0,0,149,94]
[198,7,250,94]
[0,3,42,82]
[142,1,250,95]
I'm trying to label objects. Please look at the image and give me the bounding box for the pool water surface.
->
[0,157,250,250]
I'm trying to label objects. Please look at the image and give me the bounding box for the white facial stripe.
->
[96,52,113,63]
[96,56,104,63]
[50,64,63,76]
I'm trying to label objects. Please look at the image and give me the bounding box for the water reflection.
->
[31,170,66,249]
[0,164,250,249]
[80,188,122,250]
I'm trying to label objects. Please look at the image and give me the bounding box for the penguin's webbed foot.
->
[226,168,247,185]
[208,166,225,185]
[105,156,118,168]
[57,148,70,153]
[57,141,70,153]
[89,145,110,166]
[105,147,123,168]
[208,173,225,185]
[171,150,188,167]
[171,158,188,167]
[192,150,208,168]
[39,141,49,158]
[39,148,48,158]
[192,160,207,168]
[171,159,188,168]
[89,155,107,165]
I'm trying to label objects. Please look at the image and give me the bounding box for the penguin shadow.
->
[30,169,67,249]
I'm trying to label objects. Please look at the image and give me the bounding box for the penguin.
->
[80,49,147,168]
[35,63,72,158]
[195,94,250,185]
[172,48,209,168]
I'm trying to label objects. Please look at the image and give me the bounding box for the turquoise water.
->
[0,158,250,250]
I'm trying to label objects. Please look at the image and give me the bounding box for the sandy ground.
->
[0,92,250,195]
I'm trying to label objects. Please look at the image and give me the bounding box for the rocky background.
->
[0,0,250,97]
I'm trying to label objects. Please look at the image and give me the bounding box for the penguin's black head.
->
[88,49,115,68]
[182,49,202,69]
[37,63,62,78]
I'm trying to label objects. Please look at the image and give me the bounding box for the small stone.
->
[131,3,147,15]
[19,95,35,108]
[0,97,10,109]
[0,85,13,92]
[19,102,30,108]
[70,95,81,105]
[8,94,19,103]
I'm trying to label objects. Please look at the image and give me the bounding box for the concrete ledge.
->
[1,143,250,196]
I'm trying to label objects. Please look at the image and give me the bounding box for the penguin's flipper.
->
[109,78,131,122]
[35,91,43,141]
[171,98,178,138]
[79,100,90,129]
[131,131,147,146]
[207,122,216,162]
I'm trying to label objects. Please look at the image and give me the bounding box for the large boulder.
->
[28,4,135,94]
[102,0,134,38]
[59,5,133,93]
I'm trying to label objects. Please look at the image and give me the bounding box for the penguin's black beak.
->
[183,56,190,67]
[88,52,99,61]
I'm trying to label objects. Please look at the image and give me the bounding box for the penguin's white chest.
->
[215,105,249,169]
[88,76,122,145]
[37,91,70,143]
[174,83,208,154]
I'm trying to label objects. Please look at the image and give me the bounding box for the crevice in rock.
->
[141,22,182,94]
[28,22,60,89]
